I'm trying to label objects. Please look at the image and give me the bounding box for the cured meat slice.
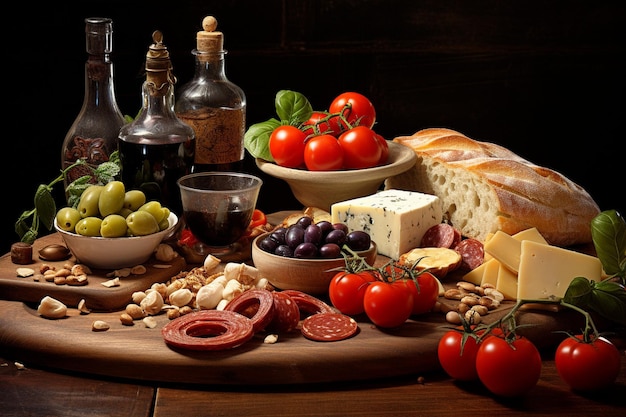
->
[267,291,300,333]
[420,223,457,248]
[280,290,335,315]
[301,313,359,342]
[161,310,254,351]
[454,238,485,270]
[224,289,275,333]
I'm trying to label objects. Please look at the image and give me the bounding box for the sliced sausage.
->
[454,238,485,270]
[301,313,359,342]
[420,223,456,248]
[280,289,335,315]
[224,289,275,333]
[267,291,300,333]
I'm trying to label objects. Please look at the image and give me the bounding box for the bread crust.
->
[385,128,600,246]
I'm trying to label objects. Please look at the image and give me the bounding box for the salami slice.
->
[161,310,254,351]
[420,223,456,248]
[454,238,485,270]
[280,290,335,315]
[224,289,275,333]
[267,291,300,333]
[301,313,359,342]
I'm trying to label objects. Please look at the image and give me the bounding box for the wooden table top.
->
[1,352,625,416]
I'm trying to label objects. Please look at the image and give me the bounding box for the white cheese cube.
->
[517,240,603,300]
[331,189,442,259]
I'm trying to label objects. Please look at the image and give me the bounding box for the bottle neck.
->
[141,79,177,116]
[83,53,120,113]
[193,49,227,80]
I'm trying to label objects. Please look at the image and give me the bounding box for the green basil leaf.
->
[591,210,626,276]
[275,90,313,125]
[244,118,281,160]
[589,280,626,326]
[563,276,594,306]
[34,185,56,231]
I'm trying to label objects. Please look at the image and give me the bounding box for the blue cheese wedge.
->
[331,189,442,259]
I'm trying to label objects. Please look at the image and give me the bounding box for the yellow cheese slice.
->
[480,258,500,288]
[517,240,603,300]
[512,227,548,245]
[495,262,518,300]
[484,231,522,274]
[462,260,489,285]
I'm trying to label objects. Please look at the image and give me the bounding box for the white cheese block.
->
[331,189,442,259]
[517,240,603,300]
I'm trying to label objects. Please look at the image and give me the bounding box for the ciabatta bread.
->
[384,128,600,246]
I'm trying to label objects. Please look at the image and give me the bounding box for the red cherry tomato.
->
[363,280,413,328]
[555,334,621,391]
[248,209,267,230]
[338,126,382,169]
[269,125,307,168]
[328,271,378,315]
[475,333,542,397]
[329,91,376,129]
[301,111,341,137]
[437,328,482,381]
[401,272,439,315]
[303,134,344,171]
[375,133,389,164]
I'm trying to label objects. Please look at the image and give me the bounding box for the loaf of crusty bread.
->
[384,128,600,246]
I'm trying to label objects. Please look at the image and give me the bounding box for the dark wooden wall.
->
[4,0,625,253]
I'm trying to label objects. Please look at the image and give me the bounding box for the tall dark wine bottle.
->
[118,30,195,216]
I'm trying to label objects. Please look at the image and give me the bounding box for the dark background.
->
[4,0,624,254]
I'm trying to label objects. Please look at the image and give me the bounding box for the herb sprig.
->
[15,152,121,245]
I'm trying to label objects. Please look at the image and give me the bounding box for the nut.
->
[119,313,134,326]
[125,304,146,319]
[141,290,164,315]
[92,320,110,331]
[37,296,67,319]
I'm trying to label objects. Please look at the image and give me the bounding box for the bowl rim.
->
[54,212,179,241]
[255,141,416,181]
[251,231,377,264]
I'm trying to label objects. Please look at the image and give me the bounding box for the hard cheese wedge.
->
[517,240,603,300]
[331,189,442,259]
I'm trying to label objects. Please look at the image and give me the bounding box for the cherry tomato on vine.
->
[338,126,382,169]
[375,133,389,164]
[269,125,307,168]
[363,281,413,328]
[475,333,542,397]
[328,270,378,315]
[401,272,439,315]
[303,134,344,171]
[555,334,621,391]
[437,328,482,381]
[329,91,376,129]
[301,111,341,137]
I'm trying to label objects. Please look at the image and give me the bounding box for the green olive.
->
[117,207,133,218]
[158,216,171,231]
[99,181,126,217]
[139,201,166,223]
[77,185,104,218]
[126,210,159,236]
[75,217,103,237]
[56,207,81,232]
[123,189,147,212]
[100,214,128,238]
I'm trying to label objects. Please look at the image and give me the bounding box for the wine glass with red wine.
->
[177,172,262,258]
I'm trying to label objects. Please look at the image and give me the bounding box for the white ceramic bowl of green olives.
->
[54,212,178,270]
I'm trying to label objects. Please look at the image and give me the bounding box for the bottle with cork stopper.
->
[118,30,195,216]
[61,17,126,200]
[175,16,247,173]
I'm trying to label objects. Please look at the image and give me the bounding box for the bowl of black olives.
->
[251,216,377,295]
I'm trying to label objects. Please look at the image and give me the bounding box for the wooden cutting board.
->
[0,233,186,311]
[0,213,594,385]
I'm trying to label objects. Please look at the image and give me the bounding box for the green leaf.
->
[275,90,313,125]
[589,280,626,326]
[34,185,56,231]
[591,210,626,277]
[563,276,594,306]
[93,161,121,183]
[244,119,281,160]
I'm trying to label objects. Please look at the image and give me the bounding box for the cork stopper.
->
[196,16,224,52]
[145,30,175,88]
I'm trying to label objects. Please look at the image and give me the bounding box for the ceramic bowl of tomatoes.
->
[252,231,377,295]
[256,141,416,212]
